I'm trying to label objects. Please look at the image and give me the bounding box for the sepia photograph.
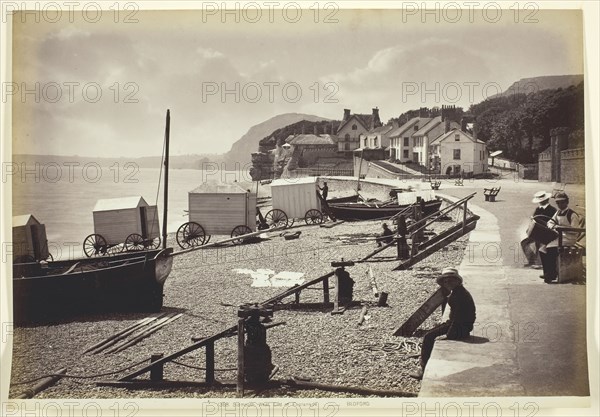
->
[1,1,598,416]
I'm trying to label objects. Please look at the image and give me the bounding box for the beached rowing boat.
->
[326,198,443,221]
[12,249,173,323]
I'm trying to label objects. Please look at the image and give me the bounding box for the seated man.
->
[542,192,583,283]
[376,223,394,247]
[411,268,476,380]
[520,191,557,267]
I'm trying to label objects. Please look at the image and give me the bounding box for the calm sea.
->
[12,167,260,259]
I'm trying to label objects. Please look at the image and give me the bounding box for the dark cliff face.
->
[222,113,330,170]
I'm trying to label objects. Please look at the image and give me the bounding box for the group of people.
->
[523,191,583,283]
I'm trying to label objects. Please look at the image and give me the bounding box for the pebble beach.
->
[9,202,470,399]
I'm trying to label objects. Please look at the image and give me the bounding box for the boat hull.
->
[327,199,443,221]
[12,248,173,324]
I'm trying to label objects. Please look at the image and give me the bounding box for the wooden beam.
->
[119,325,237,381]
[16,368,67,399]
[205,342,215,384]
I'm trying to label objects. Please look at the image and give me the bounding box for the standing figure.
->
[410,268,476,380]
[542,193,582,283]
[318,181,329,201]
[521,191,557,268]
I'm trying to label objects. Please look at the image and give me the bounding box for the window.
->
[345,142,351,150]
[403,150,409,158]
[453,149,461,160]
[364,138,367,147]
[414,125,419,131]
[455,134,460,141]
[345,134,350,142]
[404,137,409,147]
[413,138,417,147]
[374,138,378,147]
[352,124,357,130]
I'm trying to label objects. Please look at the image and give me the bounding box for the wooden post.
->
[323,277,330,303]
[295,291,300,304]
[462,200,467,233]
[237,318,245,397]
[150,354,164,381]
[162,109,170,250]
[205,342,215,384]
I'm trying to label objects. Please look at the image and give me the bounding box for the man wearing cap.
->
[410,268,476,380]
[542,192,583,283]
[521,191,557,268]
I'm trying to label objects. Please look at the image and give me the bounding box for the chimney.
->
[419,107,428,118]
[343,109,351,121]
[445,118,451,133]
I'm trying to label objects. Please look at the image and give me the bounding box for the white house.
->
[336,108,382,152]
[389,117,431,162]
[430,128,488,176]
[412,116,461,169]
[359,124,394,150]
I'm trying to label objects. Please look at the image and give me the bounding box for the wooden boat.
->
[11,110,175,324]
[326,198,443,221]
[12,249,173,323]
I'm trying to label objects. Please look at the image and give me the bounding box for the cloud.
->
[320,38,496,112]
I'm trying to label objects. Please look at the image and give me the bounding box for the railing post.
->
[150,354,164,381]
[205,342,215,384]
[237,318,245,397]
[462,200,467,233]
[323,277,330,303]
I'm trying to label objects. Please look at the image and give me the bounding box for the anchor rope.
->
[12,358,149,385]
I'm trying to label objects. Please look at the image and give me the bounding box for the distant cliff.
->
[494,74,584,98]
[221,113,330,169]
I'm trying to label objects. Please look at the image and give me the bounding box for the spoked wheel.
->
[125,233,146,252]
[146,236,161,250]
[176,222,206,249]
[83,234,107,258]
[305,209,324,225]
[231,225,253,245]
[265,209,288,229]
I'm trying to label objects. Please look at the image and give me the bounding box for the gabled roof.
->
[94,196,148,212]
[414,118,462,137]
[13,214,41,227]
[368,124,395,135]
[287,134,337,146]
[337,113,382,134]
[430,128,486,145]
[190,182,249,194]
[389,117,432,138]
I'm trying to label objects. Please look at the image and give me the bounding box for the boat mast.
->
[162,109,170,249]
[356,149,364,195]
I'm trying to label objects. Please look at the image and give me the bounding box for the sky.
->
[9,6,584,157]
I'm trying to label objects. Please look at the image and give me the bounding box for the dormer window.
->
[352,124,357,130]
[414,125,419,131]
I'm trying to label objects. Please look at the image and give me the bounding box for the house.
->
[336,108,383,152]
[285,131,338,169]
[358,124,395,152]
[389,116,431,163]
[430,128,487,176]
[412,116,461,169]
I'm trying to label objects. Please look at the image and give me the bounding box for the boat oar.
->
[107,313,183,354]
[84,317,153,354]
[103,313,176,354]
[87,313,169,354]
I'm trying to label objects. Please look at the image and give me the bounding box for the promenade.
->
[417,177,592,398]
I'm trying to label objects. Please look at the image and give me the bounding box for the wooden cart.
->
[176,183,257,249]
[265,177,327,228]
[83,196,161,257]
